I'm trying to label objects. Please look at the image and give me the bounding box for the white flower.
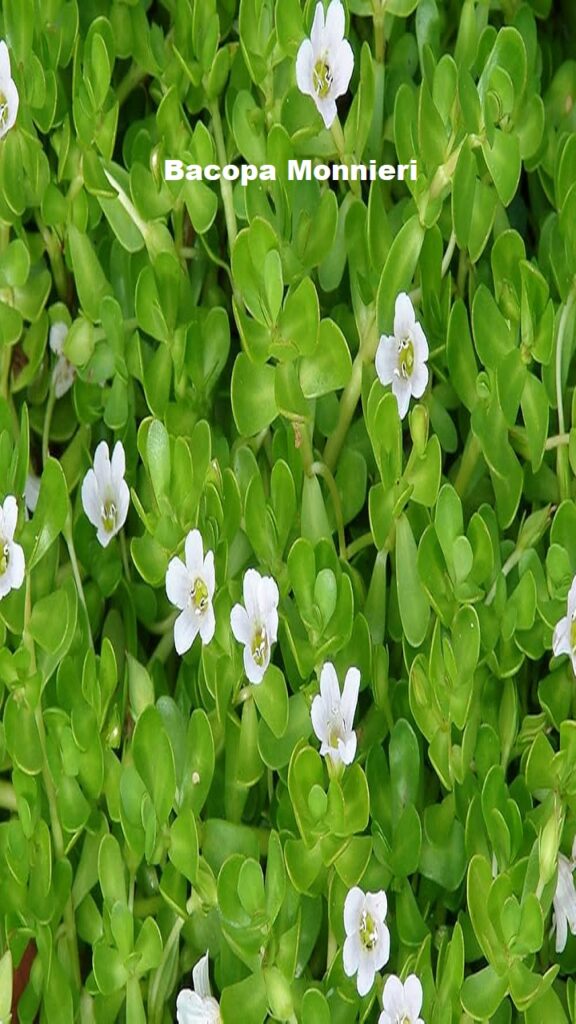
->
[165,529,216,655]
[0,495,25,600]
[0,41,19,141]
[230,568,279,684]
[343,886,390,997]
[552,838,576,953]
[24,473,40,515]
[379,974,424,1024]
[375,293,429,420]
[176,951,221,1024]
[295,0,354,130]
[311,662,360,767]
[552,576,576,676]
[49,321,76,398]
[81,440,130,548]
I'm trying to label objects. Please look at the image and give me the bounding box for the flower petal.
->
[342,933,359,977]
[166,556,190,609]
[52,355,75,398]
[243,568,261,619]
[7,541,25,592]
[316,95,338,129]
[343,886,364,934]
[311,694,329,745]
[199,605,216,645]
[296,39,315,96]
[0,41,10,80]
[410,359,429,399]
[310,1,326,53]
[111,440,126,485]
[404,974,423,1017]
[2,495,18,541]
[412,320,429,362]
[392,376,412,419]
[174,608,200,655]
[185,529,204,575]
[192,952,211,1000]
[203,549,216,597]
[375,336,397,386]
[81,469,102,529]
[367,889,388,923]
[341,667,360,730]
[243,643,264,684]
[553,616,571,658]
[382,975,405,1015]
[49,321,68,356]
[394,292,416,337]
[325,0,346,50]
[176,988,211,1024]
[356,955,375,997]
[567,575,576,620]
[230,604,251,645]
[331,39,354,96]
[93,440,111,486]
[319,662,340,709]
[116,479,130,532]
[2,76,18,133]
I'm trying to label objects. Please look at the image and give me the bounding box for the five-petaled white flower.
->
[379,974,425,1024]
[552,837,576,953]
[166,529,216,656]
[230,568,279,685]
[0,495,25,600]
[295,0,354,130]
[49,321,76,398]
[0,41,19,141]
[311,662,360,768]
[375,293,429,420]
[81,440,130,548]
[343,886,390,997]
[176,951,221,1024]
[552,575,576,676]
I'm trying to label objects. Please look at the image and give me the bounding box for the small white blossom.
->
[0,495,25,600]
[0,41,19,141]
[176,951,221,1024]
[552,576,576,676]
[343,886,390,997]
[375,293,429,420]
[166,529,216,655]
[24,473,40,515]
[311,662,360,767]
[49,321,75,398]
[379,974,424,1024]
[230,568,279,684]
[552,838,576,953]
[295,0,354,130]
[81,440,130,548]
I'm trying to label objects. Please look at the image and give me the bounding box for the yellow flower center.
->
[190,576,209,615]
[252,624,268,666]
[313,58,333,99]
[398,337,415,379]
[0,541,9,576]
[101,500,117,533]
[359,909,378,950]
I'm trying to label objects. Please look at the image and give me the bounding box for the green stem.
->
[0,779,17,811]
[24,579,81,990]
[545,433,570,450]
[42,384,57,466]
[148,627,175,668]
[208,100,238,249]
[295,421,315,475]
[311,461,346,560]
[120,530,132,583]
[0,341,10,400]
[346,530,374,559]
[148,918,185,1024]
[454,432,482,499]
[117,62,147,106]
[555,285,576,502]
[330,117,360,197]
[63,512,94,649]
[323,308,378,472]
[373,8,385,62]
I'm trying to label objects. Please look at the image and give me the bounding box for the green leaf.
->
[395,515,430,647]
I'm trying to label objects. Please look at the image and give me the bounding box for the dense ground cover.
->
[0,0,576,1020]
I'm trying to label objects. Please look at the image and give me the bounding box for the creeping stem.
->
[208,99,238,249]
[323,308,378,472]
[554,284,576,502]
[24,579,82,990]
